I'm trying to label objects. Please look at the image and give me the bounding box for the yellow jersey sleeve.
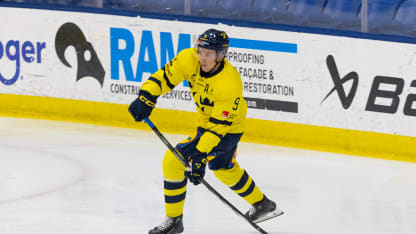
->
[141,48,194,96]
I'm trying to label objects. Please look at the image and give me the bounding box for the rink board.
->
[1,93,415,163]
[0,6,416,162]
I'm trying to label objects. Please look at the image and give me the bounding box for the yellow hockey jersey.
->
[141,48,247,154]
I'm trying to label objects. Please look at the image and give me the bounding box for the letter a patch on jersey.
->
[221,111,229,119]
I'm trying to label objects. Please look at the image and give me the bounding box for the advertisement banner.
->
[1,7,416,138]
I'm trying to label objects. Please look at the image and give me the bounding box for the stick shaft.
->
[144,118,268,234]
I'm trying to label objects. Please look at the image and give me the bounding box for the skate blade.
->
[253,208,284,224]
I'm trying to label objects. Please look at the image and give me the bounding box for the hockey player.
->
[129,29,283,234]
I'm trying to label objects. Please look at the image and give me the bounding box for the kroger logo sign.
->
[0,39,46,85]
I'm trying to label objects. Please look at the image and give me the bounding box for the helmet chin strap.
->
[204,60,222,75]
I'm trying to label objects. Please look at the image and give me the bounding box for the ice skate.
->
[148,215,183,234]
[245,196,284,223]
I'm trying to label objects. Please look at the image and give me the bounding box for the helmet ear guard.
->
[215,48,228,61]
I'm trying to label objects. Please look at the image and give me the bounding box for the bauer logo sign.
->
[321,55,358,109]
[321,54,416,117]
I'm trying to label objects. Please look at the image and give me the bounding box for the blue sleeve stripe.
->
[162,66,175,89]
[230,170,249,191]
[209,117,232,126]
[148,77,162,88]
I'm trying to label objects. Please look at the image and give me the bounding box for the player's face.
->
[198,47,218,72]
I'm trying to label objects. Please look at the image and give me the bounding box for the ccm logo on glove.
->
[139,95,156,107]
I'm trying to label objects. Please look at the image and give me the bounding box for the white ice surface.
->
[0,117,415,234]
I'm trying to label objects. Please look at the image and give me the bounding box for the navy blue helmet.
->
[197,29,229,55]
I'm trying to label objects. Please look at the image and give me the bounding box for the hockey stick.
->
[144,118,268,234]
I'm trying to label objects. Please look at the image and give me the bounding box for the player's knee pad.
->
[163,150,186,180]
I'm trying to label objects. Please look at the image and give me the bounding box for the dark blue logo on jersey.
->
[0,40,46,85]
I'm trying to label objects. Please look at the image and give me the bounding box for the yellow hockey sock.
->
[213,162,264,205]
[163,150,187,217]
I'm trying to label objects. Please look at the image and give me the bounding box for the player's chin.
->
[201,65,212,72]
